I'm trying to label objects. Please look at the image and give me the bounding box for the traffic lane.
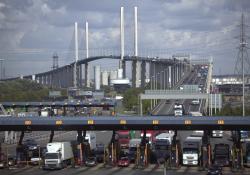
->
[1,165,250,175]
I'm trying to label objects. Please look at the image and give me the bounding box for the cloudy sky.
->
[0,0,250,78]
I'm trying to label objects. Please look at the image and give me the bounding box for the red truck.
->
[117,131,130,149]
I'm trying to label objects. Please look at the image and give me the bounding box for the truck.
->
[155,132,174,145]
[140,130,161,145]
[243,141,250,167]
[76,132,96,151]
[182,137,202,166]
[213,143,230,166]
[154,138,171,164]
[95,143,105,163]
[174,104,184,116]
[44,142,74,170]
[85,132,96,151]
[128,138,141,162]
[117,131,130,149]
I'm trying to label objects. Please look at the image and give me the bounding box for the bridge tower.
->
[119,7,126,79]
[132,6,142,88]
[85,21,90,88]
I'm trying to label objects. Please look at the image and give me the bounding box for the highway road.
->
[1,164,249,175]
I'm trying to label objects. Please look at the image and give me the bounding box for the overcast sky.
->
[0,0,250,78]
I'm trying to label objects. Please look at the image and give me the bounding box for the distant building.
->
[101,71,109,86]
[94,65,101,91]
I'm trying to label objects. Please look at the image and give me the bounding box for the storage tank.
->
[94,65,101,90]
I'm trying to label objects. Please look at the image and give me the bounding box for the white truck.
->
[155,132,174,145]
[85,132,96,151]
[182,137,202,166]
[174,104,184,116]
[44,142,74,170]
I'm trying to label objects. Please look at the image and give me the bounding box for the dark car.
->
[95,144,105,163]
[207,165,222,175]
[23,139,38,150]
[85,157,97,167]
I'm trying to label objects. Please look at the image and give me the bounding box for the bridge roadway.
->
[0,116,250,131]
[1,101,116,108]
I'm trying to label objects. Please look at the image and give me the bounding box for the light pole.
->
[0,59,4,80]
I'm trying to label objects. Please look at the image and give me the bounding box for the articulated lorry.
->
[44,142,74,170]
[243,141,250,167]
[213,143,230,166]
[182,137,202,166]
[128,138,141,162]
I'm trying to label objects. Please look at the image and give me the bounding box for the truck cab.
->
[213,143,230,166]
[117,130,130,149]
[44,142,73,170]
[174,104,184,116]
[182,138,201,166]
[128,138,141,162]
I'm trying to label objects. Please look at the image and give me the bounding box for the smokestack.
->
[134,6,138,56]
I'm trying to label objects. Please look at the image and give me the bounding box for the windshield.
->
[120,157,128,161]
[215,155,228,159]
[118,135,129,139]
[129,147,137,152]
[183,148,198,154]
[45,153,59,159]
[155,145,169,150]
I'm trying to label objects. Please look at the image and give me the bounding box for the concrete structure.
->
[101,71,109,86]
[132,6,141,88]
[74,22,79,88]
[85,21,90,88]
[94,65,101,90]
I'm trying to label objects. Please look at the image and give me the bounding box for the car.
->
[0,161,6,169]
[23,139,38,150]
[192,99,200,105]
[8,157,16,167]
[85,156,97,167]
[118,157,130,167]
[207,165,222,175]
[212,130,223,138]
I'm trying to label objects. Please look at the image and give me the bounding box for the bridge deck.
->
[0,116,249,131]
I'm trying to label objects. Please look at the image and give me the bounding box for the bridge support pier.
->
[141,61,146,88]
[122,60,126,78]
[85,63,90,87]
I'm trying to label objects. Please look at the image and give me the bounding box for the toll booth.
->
[201,130,211,169]
[169,130,181,168]
[136,130,150,168]
[104,131,120,167]
[76,130,91,165]
[232,131,243,170]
